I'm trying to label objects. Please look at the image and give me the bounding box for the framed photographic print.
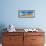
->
[18,10,35,18]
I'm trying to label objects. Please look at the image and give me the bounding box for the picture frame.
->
[18,10,35,18]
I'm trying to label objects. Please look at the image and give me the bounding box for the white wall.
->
[0,0,46,30]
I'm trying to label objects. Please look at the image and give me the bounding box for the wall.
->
[0,0,46,30]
